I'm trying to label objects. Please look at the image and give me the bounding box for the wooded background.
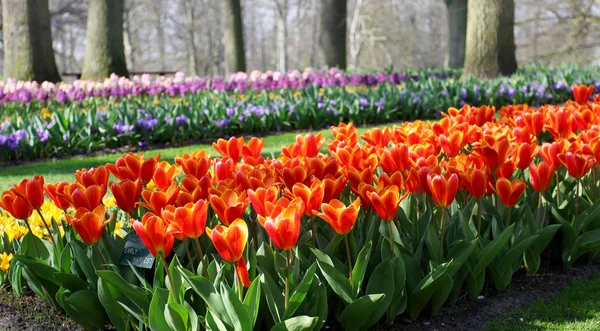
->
[0,0,596,80]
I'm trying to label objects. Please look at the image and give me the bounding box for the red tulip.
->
[162,199,208,239]
[248,186,280,217]
[65,183,105,211]
[75,166,109,189]
[66,205,110,245]
[291,181,324,217]
[12,176,45,210]
[370,184,401,221]
[174,151,211,180]
[461,168,487,199]
[152,161,180,191]
[572,84,594,105]
[107,152,160,183]
[209,189,249,226]
[558,151,595,179]
[529,162,554,193]
[495,178,526,208]
[132,213,174,257]
[258,197,305,251]
[213,137,244,162]
[427,173,459,209]
[314,198,361,235]
[205,219,250,287]
[513,142,539,170]
[137,184,180,215]
[0,190,33,220]
[45,181,72,210]
[110,179,144,215]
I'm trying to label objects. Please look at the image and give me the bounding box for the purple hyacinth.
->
[461,88,468,99]
[359,98,370,108]
[175,114,189,125]
[216,119,231,128]
[63,133,70,142]
[507,87,517,99]
[226,108,236,117]
[7,130,27,149]
[36,129,50,142]
[136,114,158,130]
[113,121,135,134]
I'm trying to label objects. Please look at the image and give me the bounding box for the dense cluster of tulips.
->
[0,65,597,162]
[2,85,600,330]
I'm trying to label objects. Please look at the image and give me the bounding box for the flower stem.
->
[311,216,316,248]
[344,234,353,282]
[183,239,194,269]
[476,198,483,239]
[94,244,108,269]
[235,262,243,301]
[285,249,291,310]
[506,207,512,227]
[440,209,446,258]
[193,237,209,278]
[536,192,542,227]
[23,218,40,256]
[576,178,581,217]
[160,253,178,304]
[556,172,561,205]
[387,221,394,256]
[36,209,58,253]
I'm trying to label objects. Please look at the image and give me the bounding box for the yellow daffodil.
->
[0,253,12,273]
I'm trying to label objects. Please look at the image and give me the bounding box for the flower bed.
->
[0,86,599,330]
[0,65,599,162]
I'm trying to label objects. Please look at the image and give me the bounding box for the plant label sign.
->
[119,232,155,269]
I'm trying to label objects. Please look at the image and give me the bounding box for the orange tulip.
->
[539,141,566,169]
[370,184,401,221]
[379,144,413,174]
[206,219,249,287]
[314,198,361,235]
[558,151,595,179]
[12,176,45,210]
[75,165,109,188]
[213,137,244,162]
[110,179,144,215]
[461,168,487,199]
[258,197,305,250]
[495,178,526,208]
[427,173,459,209]
[248,186,280,217]
[209,189,249,226]
[241,137,265,161]
[45,181,72,210]
[529,162,554,193]
[152,161,180,191]
[281,133,324,158]
[137,184,180,215]
[291,181,324,217]
[180,174,213,202]
[513,142,539,170]
[174,151,211,179]
[107,152,160,183]
[280,165,310,189]
[0,190,33,220]
[439,130,466,157]
[162,199,208,239]
[360,127,391,148]
[66,205,110,245]
[132,213,174,257]
[65,183,105,211]
[472,139,511,171]
[496,159,516,179]
[572,84,594,105]
[321,176,347,203]
[522,111,544,136]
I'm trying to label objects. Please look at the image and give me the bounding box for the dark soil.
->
[0,287,82,331]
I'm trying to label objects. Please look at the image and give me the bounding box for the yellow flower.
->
[104,196,116,209]
[153,99,160,105]
[40,107,52,119]
[345,86,356,93]
[318,88,325,96]
[146,180,156,190]
[114,220,125,238]
[269,93,276,100]
[170,98,182,103]
[0,253,12,273]
[293,91,302,98]
[396,85,404,91]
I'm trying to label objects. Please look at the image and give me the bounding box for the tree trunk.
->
[498,0,517,76]
[462,0,502,79]
[222,0,246,73]
[2,0,61,82]
[444,0,467,68]
[81,0,129,80]
[320,0,347,69]
[276,0,288,73]
[154,0,165,71]
[184,0,198,76]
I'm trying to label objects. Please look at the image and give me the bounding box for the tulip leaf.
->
[21,232,50,262]
[387,256,407,320]
[271,315,319,331]
[472,224,514,277]
[285,263,316,318]
[220,283,252,331]
[524,224,560,274]
[97,270,152,314]
[309,247,334,267]
[351,241,373,298]
[243,277,261,326]
[168,255,184,300]
[407,262,450,320]
[260,269,285,324]
[205,311,229,331]
[364,258,395,327]
[176,267,233,328]
[53,272,88,292]
[316,260,353,305]
[71,243,98,289]
[149,288,170,331]
[166,302,189,331]
[573,229,600,261]
[575,201,600,234]
[430,273,453,314]
[97,277,129,331]
[64,290,108,330]
[339,294,385,331]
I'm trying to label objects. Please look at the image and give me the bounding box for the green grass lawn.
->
[0,122,398,191]
[486,276,600,331]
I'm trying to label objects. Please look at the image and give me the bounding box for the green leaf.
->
[243,277,261,326]
[221,283,252,331]
[285,263,316,318]
[71,243,98,289]
[351,241,373,298]
[64,290,108,330]
[271,316,319,331]
[309,247,334,267]
[339,294,386,331]
[407,262,451,319]
[149,288,170,331]
[97,278,129,331]
[166,302,189,331]
[97,270,151,314]
[53,272,88,292]
[260,269,285,324]
[316,260,353,305]
[472,224,514,277]
[387,256,407,320]
[364,258,395,327]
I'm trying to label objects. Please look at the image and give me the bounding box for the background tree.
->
[223,0,246,73]
[81,0,128,80]
[463,0,502,79]
[444,0,467,68]
[498,0,517,75]
[320,0,347,69]
[2,0,61,82]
